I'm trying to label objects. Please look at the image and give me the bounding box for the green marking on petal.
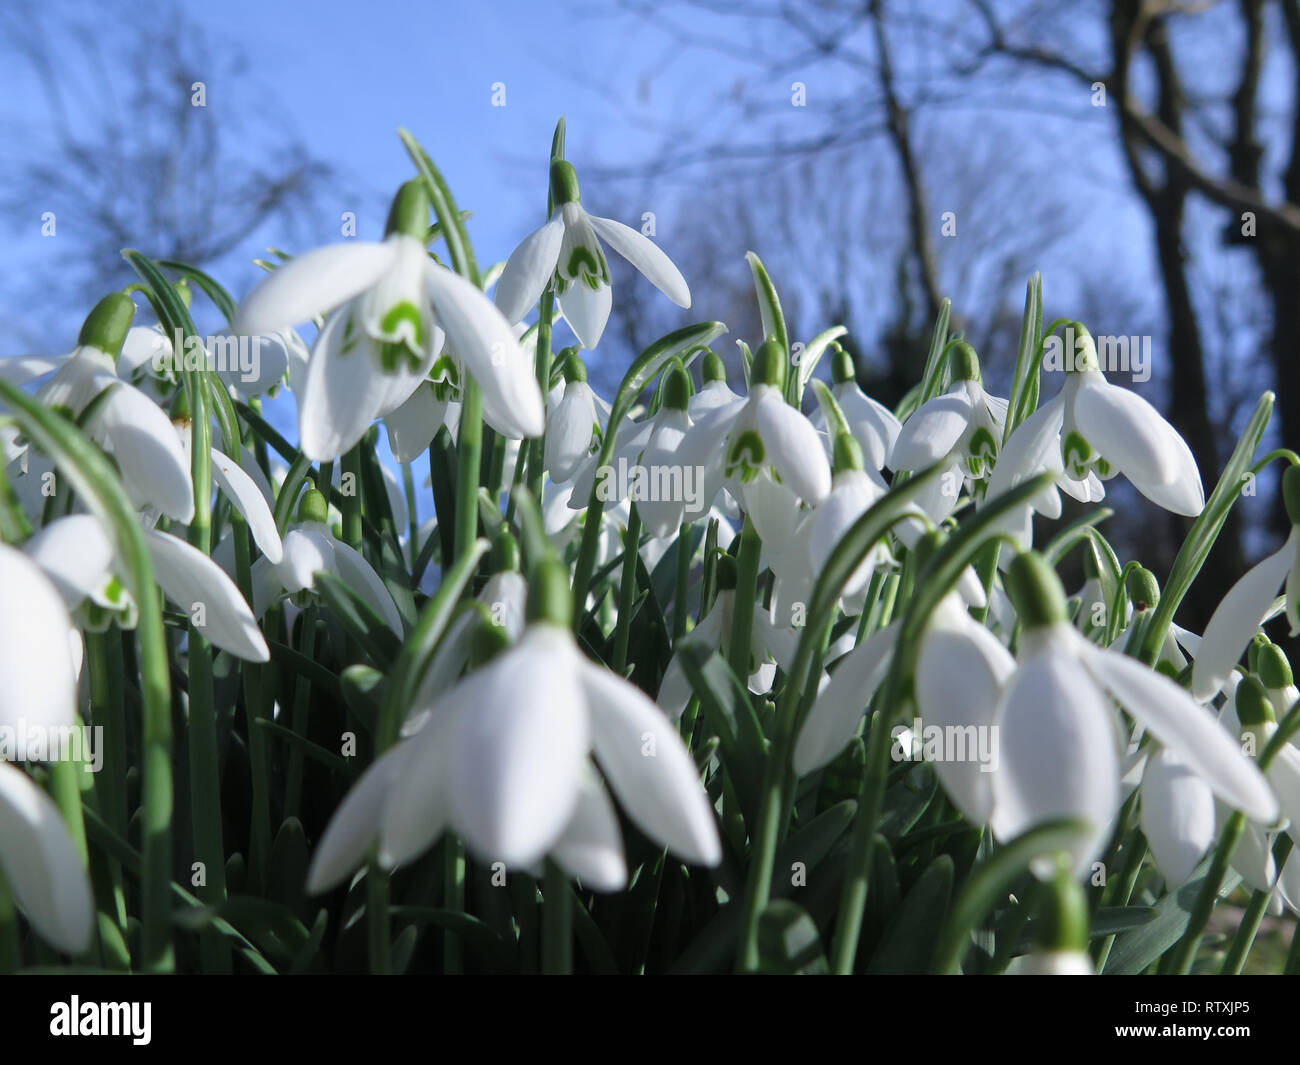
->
[1062,430,1092,481]
[725,428,766,482]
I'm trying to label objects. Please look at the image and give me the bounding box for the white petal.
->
[557,277,613,351]
[0,355,66,387]
[581,657,721,865]
[493,214,565,325]
[891,390,974,470]
[211,448,283,564]
[551,772,628,892]
[1265,738,1300,836]
[145,529,270,662]
[1083,641,1277,823]
[93,383,195,522]
[442,628,589,866]
[835,383,901,471]
[1192,537,1294,701]
[307,742,414,892]
[23,514,114,608]
[298,307,400,463]
[546,381,600,482]
[754,389,831,504]
[1140,747,1217,885]
[0,762,93,953]
[915,615,1014,825]
[327,538,404,634]
[1073,375,1204,515]
[989,647,1118,876]
[587,214,691,307]
[794,621,899,775]
[236,242,398,334]
[0,544,78,730]
[425,265,545,439]
[384,383,446,465]
[277,526,335,594]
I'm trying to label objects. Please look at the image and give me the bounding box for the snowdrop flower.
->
[1056,323,1203,516]
[307,562,720,892]
[630,361,698,539]
[892,343,1007,523]
[0,762,94,954]
[1,293,194,522]
[493,160,691,349]
[236,180,543,462]
[252,489,402,633]
[991,552,1276,875]
[793,540,992,778]
[546,352,609,482]
[816,350,901,472]
[675,340,830,516]
[1192,468,1300,701]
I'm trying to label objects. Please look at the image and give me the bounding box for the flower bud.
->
[297,488,329,526]
[78,293,136,357]
[1005,551,1069,629]
[751,338,786,390]
[662,360,692,412]
[1236,674,1277,728]
[491,528,521,573]
[550,160,581,207]
[831,348,856,386]
[1283,465,1300,528]
[561,349,587,384]
[702,349,727,384]
[947,341,980,383]
[1125,567,1160,612]
[1257,642,1294,691]
[714,554,738,592]
[384,179,430,241]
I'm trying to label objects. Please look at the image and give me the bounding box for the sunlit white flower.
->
[674,340,830,514]
[991,552,1275,875]
[307,574,719,892]
[545,352,609,483]
[251,489,402,633]
[0,761,94,954]
[1056,324,1204,516]
[0,542,80,732]
[1,294,194,522]
[494,160,690,349]
[236,180,543,462]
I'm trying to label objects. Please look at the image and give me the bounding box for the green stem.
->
[673,521,693,640]
[727,517,761,683]
[527,286,556,505]
[283,605,319,819]
[0,872,18,973]
[455,379,483,563]
[542,860,572,975]
[368,861,390,975]
[612,506,643,674]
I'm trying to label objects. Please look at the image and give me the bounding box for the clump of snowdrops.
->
[2,120,1299,975]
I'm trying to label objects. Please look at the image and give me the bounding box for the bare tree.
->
[0,0,337,345]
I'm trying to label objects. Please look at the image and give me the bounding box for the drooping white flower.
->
[494,160,690,349]
[250,489,402,634]
[307,569,719,892]
[1056,324,1204,516]
[1,294,194,522]
[674,340,831,513]
[545,352,609,483]
[991,552,1275,875]
[1192,475,1300,700]
[892,343,1007,524]
[0,761,94,954]
[236,180,543,462]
